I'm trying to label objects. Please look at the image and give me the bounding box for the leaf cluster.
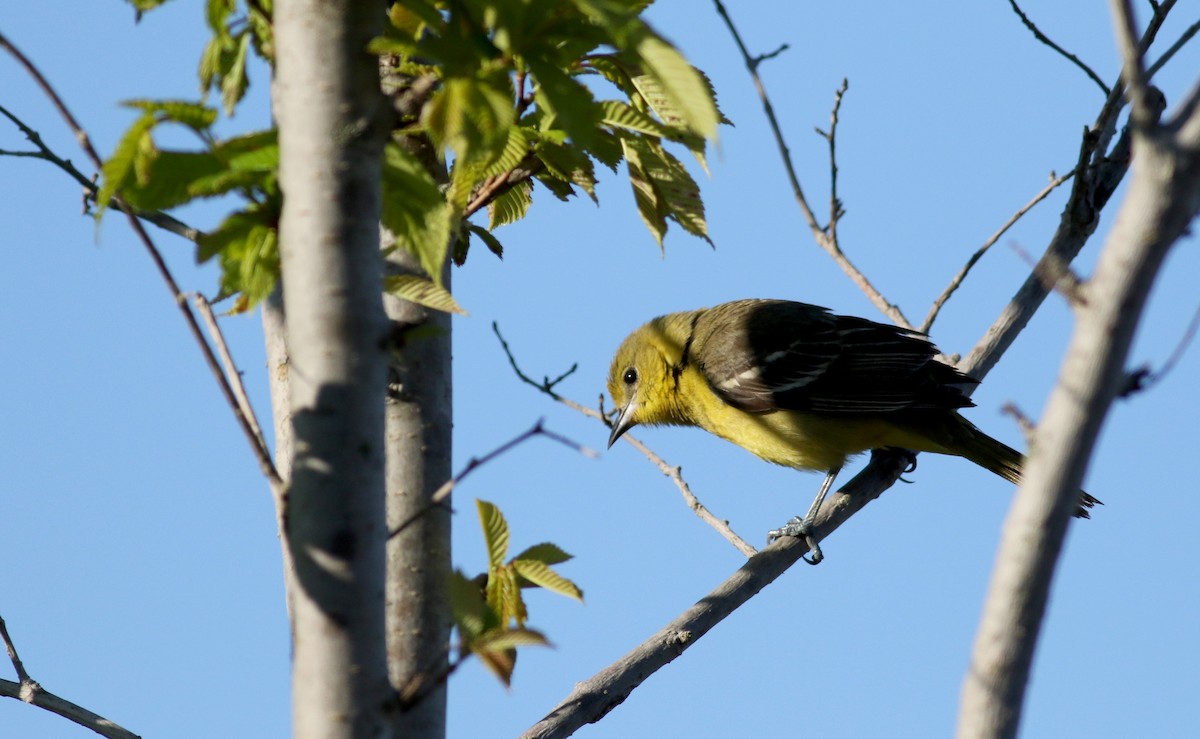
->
[109,0,722,314]
[449,500,583,686]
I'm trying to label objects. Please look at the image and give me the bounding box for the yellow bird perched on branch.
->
[606,299,1098,563]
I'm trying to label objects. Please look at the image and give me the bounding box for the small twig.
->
[0,103,200,242]
[1000,402,1038,444]
[495,322,757,555]
[750,43,789,69]
[464,156,544,218]
[712,0,910,328]
[0,615,34,690]
[388,419,596,539]
[616,433,757,557]
[1007,0,1111,95]
[922,171,1074,332]
[492,321,577,400]
[0,32,282,498]
[814,78,849,241]
[1,614,141,739]
[1146,17,1200,79]
[1134,300,1200,392]
[1009,241,1087,308]
[193,295,282,491]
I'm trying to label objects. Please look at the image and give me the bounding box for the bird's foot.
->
[767,516,823,565]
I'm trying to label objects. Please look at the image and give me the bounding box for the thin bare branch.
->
[388,419,595,540]
[712,0,910,328]
[0,103,200,242]
[522,449,914,739]
[614,431,758,557]
[922,171,1074,333]
[495,323,757,555]
[0,32,282,499]
[1,614,141,739]
[193,295,283,490]
[1146,17,1200,79]
[1007,0,1111,95]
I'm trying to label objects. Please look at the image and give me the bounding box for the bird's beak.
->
[608,402,638,448]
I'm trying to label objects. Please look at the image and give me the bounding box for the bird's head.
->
[606,315,692,448]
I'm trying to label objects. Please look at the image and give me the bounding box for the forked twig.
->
[493,323,757,556]
[388,419,596,539]
[1,614,141,739]
[712,0,911,329]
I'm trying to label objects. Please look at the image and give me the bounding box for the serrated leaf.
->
[380,143,453,285]
[512,559,583,602]
[621,136,666,248]
[535,137,597,201]
[474,627,550,652]
[127,0,170,11]
[621,136,710,248]
[465,223,504,259]
[383,274,468,315]
[123,99,218,130]
[490,565,527,626]
[630,29,719,139]
[476,499,510,570]
[475,641,517,686]
[488,179,532,229]
[526,58,598,148]
[221,31,251,115]
[196,206,280,310]
[599,99,668,137]
[481,126,531,178]
[512,542,572,566]
[97,112,156,214]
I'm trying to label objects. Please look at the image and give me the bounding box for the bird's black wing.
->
[692,299,976,415]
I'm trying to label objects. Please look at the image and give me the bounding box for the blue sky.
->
[2,1,1198,737]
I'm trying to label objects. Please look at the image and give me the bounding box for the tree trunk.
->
[273,0,392,735]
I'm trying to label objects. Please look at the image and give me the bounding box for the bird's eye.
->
[623,368,638,385]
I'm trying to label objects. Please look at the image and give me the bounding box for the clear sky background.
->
[3,1,1198,737]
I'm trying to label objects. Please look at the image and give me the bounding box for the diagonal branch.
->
[1007,0,1111,95]
[922,170,1074,333]
[1,614,141,739]
[0,32,282,497]
[712,0,911,329]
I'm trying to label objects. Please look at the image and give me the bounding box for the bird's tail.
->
[946,416,1100,519]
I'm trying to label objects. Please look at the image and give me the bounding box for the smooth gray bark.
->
[274,0,392,736]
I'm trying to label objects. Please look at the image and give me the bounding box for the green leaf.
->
[97,112,156,214]
[488,179,532,229]
[476,499,510,571]
[512,542,573,566]
[621,136,666,248]
[465,223,504,260]
[383,274,468,316]
[630,28,719,139]
[127,0,171,11]
[598,99,668,137]
[448,569,497,641]
[621,136,711,248]
[535,137,597,201]
[123,99,218,130]
[473,627,550,652]
[512,559,583,602]
[195,205,281,310]
[526,58,599,148]
[380,143,453,285]
[221,31,251,115]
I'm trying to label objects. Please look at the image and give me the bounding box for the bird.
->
[606,298,1098,563]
